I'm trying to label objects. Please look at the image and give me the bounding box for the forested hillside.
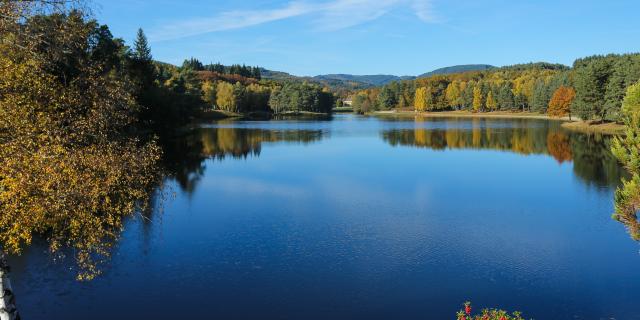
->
[418,64,495,78]
[261,65,496,91]
[350,57,640,123]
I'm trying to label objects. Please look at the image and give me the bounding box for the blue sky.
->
[93,0,640,76]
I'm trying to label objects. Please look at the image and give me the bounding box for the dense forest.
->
[351,57,640,123]
[138,32,337,121]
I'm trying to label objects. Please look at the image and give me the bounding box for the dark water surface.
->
[11,115,640,319]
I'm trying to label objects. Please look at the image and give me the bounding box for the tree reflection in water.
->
[381,118,626,188]
[158,126,325,194]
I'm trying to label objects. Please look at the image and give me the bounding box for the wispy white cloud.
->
[149,0,437,41]
[412,0,438,23]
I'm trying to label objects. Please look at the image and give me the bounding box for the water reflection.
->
[159,126,324,193]
[10,115,640,320]
[381,118,625,188]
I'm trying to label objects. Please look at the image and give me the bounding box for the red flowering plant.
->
[456,302,526,320]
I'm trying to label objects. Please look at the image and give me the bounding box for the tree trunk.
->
[0,253,19,320]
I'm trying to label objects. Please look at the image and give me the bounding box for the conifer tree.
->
[612,81,640,240]
[486,91,497,111]
[133,28,152,62]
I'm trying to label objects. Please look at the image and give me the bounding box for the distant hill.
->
[261,64,497,89]
[261,69,373,90]
[418,64,495,78]
[312,74,414,87]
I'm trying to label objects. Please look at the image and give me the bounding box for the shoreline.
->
[369,110,570,121]
[561,120,625,135]
[369,110,626,135]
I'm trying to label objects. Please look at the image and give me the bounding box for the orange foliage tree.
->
[548,86,576,118]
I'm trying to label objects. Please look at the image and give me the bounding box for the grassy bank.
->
[197,109,243,120]
[197,110,331,120]
[561,120,625,135]
[333,106,354,113]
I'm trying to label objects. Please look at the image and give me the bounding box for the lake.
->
[10,114,640,319]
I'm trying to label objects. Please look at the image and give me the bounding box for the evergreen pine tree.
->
[133,28,152,62]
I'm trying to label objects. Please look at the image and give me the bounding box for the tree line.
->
[351,58,640,122]
[180,56,337,115]
[182,58,262,79]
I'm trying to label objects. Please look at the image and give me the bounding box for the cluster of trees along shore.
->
[176,57,336,115]
[351,57,640,122]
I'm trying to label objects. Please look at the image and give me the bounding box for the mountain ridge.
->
[261,64,496,88]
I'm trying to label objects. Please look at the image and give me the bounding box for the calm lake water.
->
[10,114,640,319]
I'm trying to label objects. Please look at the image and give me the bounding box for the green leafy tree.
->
[612,81,640,240]
[377,85,397,110]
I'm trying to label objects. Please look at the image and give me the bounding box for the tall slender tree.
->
[133,28,152,62]
[473,86,483,112]
[486,91,497,111]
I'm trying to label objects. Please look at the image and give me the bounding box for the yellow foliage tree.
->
[473,87,483,112]
[202,80,217,108]
[0,0,160,287]
[414,87,428,112]
[216,82,236,112]
[445,82,461,109]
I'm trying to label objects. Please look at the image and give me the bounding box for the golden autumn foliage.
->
[216,81,236,111]
[414,87,428,112]
[548,86,576,118]
[445,81,461,108]
[472,87,483,112]
[0,1,160,280]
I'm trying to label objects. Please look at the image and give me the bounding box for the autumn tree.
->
[547,132,572,163]
[0,0,160,297]
[202,80,217,108]
[548,86,576,118]
[216,81,237,112]
[446,81,462,109]
[414,87,428,112]
[473,86,483,112]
